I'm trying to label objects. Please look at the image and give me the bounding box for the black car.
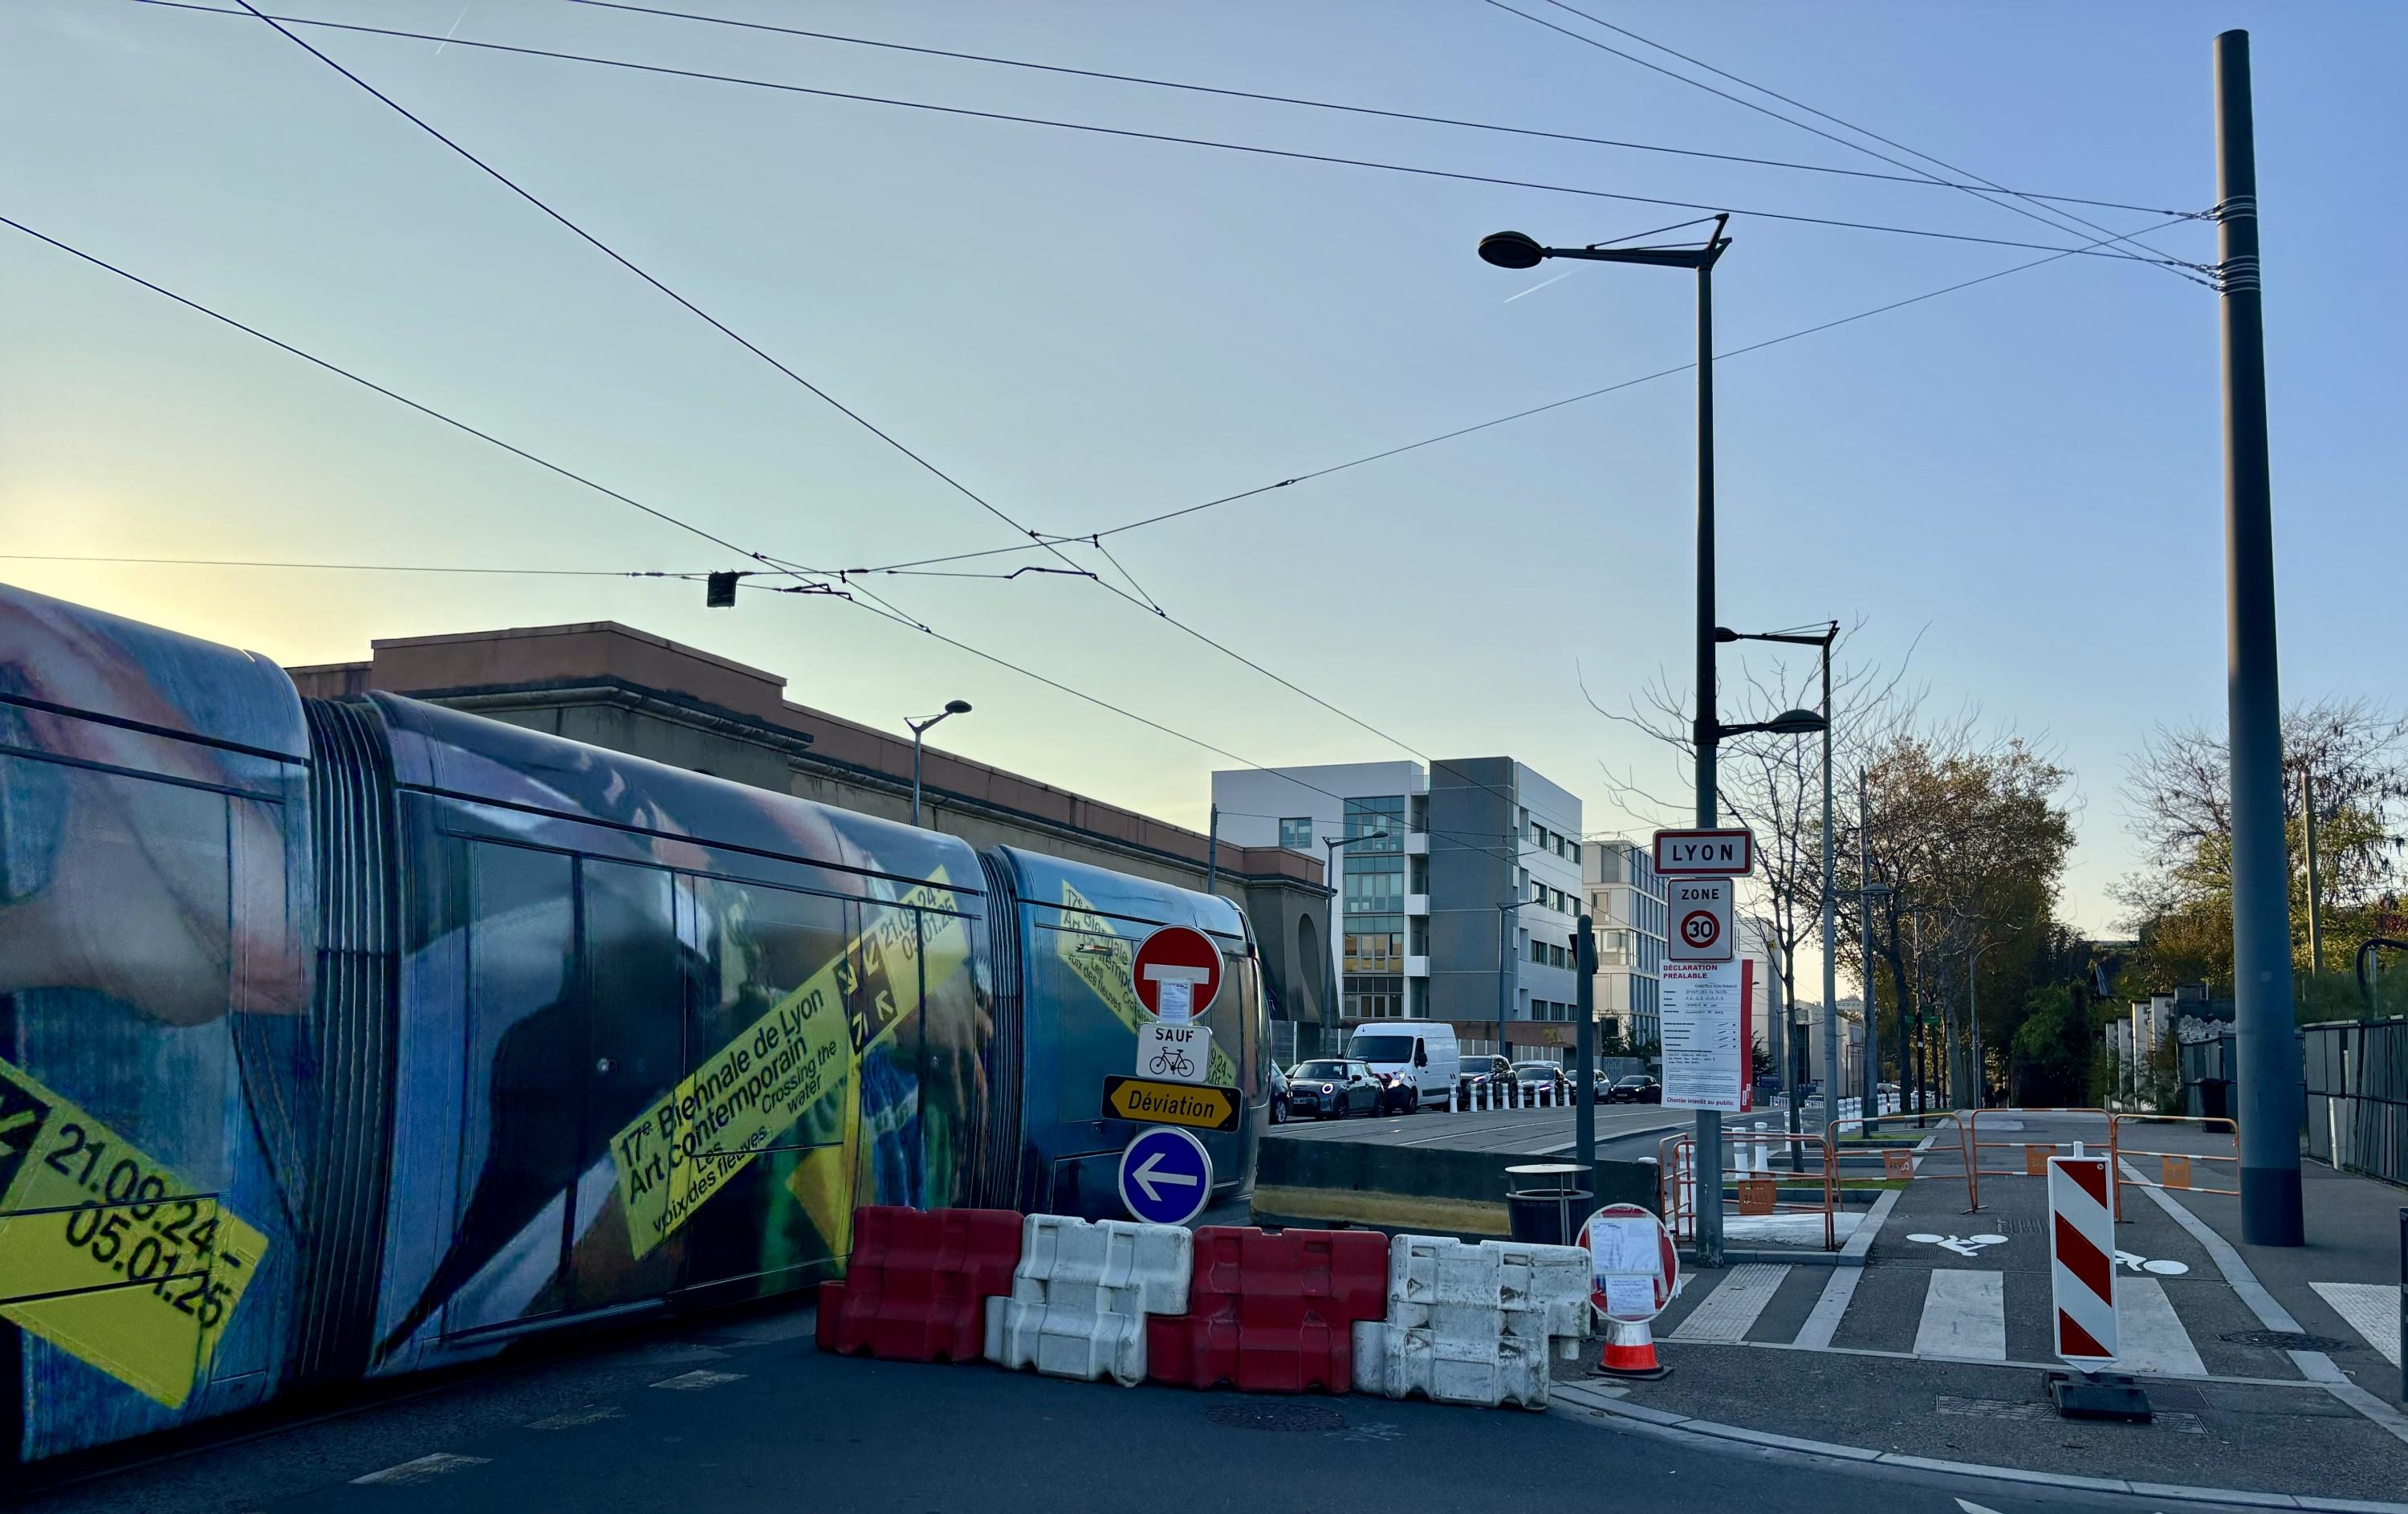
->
[1512,1062,1570,1100]
[1288,1059,1381,1119]
[1608,1074,1662,1104]
[1457,1054,1514,1102]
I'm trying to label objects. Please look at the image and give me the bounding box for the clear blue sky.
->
[4,1,2401,966]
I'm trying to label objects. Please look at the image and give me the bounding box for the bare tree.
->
[1580,621,1922,1058]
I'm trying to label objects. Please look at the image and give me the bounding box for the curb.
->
[1550,1381,2408,1512]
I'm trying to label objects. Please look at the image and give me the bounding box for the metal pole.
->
[911,727,925,828]
[1775,939,1800,1172]
[1497,898,1512,1064]
[1914,910,1927,1124]
[1576,911,1597,1170]
[2301,767,2322,976]
[1206,802,1220,895]
[1820,616,1838,1150]
[1860,769,1880,1118]
[2217,28,2304,1247]
[1692,250,1725,1267]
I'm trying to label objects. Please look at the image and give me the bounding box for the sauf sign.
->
[1653,828,1754,877]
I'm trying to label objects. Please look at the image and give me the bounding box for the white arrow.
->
[1954,1500,2003,1514]
[1132,1151,1200,1203]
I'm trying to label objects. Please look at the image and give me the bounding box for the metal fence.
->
[2302,1017,2408,1187]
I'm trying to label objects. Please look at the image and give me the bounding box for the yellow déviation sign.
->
[610,875,972,1259]
[1100,1076,1240,1133]
[0,1056,271,1409]
[1055,882,1239,1089]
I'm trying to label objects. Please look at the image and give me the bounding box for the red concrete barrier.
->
[816,1206,1023,1363]
[1147,1226,1388,1394]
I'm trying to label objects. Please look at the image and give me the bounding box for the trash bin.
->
[1503,1162,1592,1247]
[2198,1079,2232,1121]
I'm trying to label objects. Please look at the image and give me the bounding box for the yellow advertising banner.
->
[609,877,972,1257]
[1054,882,1239,1088]
[0,1057,270,1409]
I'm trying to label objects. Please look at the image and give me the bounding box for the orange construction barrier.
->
[2106,1112,2239,1219]
[1963,1108,2115,1214]
[1655,1129,1839,1250]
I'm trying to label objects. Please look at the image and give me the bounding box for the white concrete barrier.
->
[1354,1235,1589,1409]
[985,1215,1192,1386]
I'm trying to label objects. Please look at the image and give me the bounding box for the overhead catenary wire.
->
[0,209,1545,865]
[561,0,2189,218]
[0,214,843,596]
[855,210,2199,574]
[0,552,721,579]
[1489,0,2211,285]
[142,2,2208,271]
[211,0,1568,836]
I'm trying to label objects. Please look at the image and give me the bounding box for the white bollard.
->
[1445,1084,1455,1113]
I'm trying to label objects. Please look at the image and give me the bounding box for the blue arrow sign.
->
[1117,1125,1214,1226]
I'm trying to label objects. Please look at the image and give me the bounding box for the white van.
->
[1344,1024,1460,1112]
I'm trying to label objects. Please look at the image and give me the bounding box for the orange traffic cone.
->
[1596,1314,1672,1379]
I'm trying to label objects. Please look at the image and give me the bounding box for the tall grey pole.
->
[911,730,925,827]
[1860,770,1880,1117]
[1820,621,1838,1150]
[2216,30,2304,1246]
[1497,897,1512,1063]
[1576,911,1597,1170]
[1692,249,1726,1267]
[1205,801,1220,895]
[1772,940,1800,1172]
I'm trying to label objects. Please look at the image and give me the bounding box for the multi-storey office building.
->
[1211,759,1583,1060]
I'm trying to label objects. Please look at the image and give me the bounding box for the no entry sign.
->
[1130,926,1223,1023]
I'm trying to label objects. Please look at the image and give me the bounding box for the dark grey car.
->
[1289,1059,1381,1119]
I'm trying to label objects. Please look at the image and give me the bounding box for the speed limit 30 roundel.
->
[1130,925,1222,1023]
[1679,910,1722,952]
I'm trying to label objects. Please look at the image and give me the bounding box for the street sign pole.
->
[1576,911,1597,1171]
[1692,240,1723,1270]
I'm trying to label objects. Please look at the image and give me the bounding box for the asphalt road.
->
[1267,1099,1685,1158]
[10,1292,2280,1514]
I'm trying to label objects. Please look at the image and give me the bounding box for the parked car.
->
[1268,1062,1291,1125]
[1288,1058,1381,1119]
[1457,1054,1514,1102]
[1346,1024,1459,1111]
[1607,1074,1662,1104]
[1512,1062,1570,1099]
[1373,1070,1419,1116]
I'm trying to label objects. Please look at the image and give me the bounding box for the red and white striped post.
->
[2048,1147,2118,1363]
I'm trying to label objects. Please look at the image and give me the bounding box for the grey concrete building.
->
[1210,756,1582,1060]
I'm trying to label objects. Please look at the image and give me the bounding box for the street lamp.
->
[1323,830,1391,1028]
[1718,622,1841,1151]
[1857,877,1893,1117]
[1481,215,1734,1258]
[907,699,971,828]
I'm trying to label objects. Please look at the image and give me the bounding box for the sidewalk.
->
[2139,1145,2405,1409]
[1588,1116,2408,1508]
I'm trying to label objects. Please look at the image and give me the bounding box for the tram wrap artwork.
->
[0,582,1263,1465]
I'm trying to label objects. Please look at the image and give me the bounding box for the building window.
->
[1279,816,1313,850]
[1569,841,1580,865]
[1344,796,1405,852]
[1531,820,1544,846]
[1344,855,1404,914]
[1345,974,1405,1019]
[1344,924,1403,974]
[1530,938,1546,965]
[1550,943,1568,969]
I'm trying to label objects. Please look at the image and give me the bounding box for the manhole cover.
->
[2219,1329,2349,1352]
[1205,1402,1347,1432]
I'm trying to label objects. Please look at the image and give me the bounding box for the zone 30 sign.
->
[1666,877,1734,962]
